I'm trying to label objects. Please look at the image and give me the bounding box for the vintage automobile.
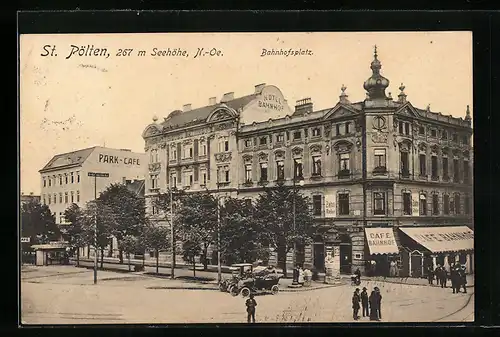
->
[218,263,254,294]
[224,263,283,297]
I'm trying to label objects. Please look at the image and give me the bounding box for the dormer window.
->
[312,127,321,137]
[244,139,252,148]
[418,126,425,135]
[293,131,302,140]
[276,134,284,143]
[259,137,267,146]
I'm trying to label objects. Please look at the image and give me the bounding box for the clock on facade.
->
[372,116,386,131]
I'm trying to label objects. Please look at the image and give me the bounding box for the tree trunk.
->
[128,254,131,271]
[119,249,124,264]
[193,259,196,278]
[100,248,104,268]
[202,244,208,271]
[76,248,80,267]
[156,249,159,274]
[277,245,287,278]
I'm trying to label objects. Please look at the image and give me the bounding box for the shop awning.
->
[398,226,473,253]
[365,227,399,255]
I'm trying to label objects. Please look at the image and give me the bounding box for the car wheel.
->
[271,285,279,295]
[230,286,239,296]
[240,287,251,298]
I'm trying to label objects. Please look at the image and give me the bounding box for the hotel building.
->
[142,48,473,276]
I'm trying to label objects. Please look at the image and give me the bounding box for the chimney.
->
[294,98,313,115]
[209,97,217,105]
[221,92,234,103]
[182,104,192,112]
[254,83,266,94]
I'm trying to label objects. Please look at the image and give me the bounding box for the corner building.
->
[142,48,473,276]
[39,146,147,257]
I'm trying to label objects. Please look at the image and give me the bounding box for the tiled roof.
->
[161,94,257,128]
[40,147,96,172]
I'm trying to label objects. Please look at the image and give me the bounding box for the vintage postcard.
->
[20,31,473,324]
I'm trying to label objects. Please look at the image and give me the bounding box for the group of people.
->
[352,286,382,321]
[426,263,468,294]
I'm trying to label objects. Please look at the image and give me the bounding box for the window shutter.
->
[177,143,182,160]
[177,167,182,184]
[194,139,199,158]
[194,166,199,182]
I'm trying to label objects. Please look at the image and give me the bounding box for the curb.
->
[359,278,475,288]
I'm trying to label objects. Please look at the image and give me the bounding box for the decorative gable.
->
[323,104,358,120]
[395,103,420,118]
[142,124,163,138]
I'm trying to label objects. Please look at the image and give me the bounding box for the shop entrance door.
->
[410,250,423,278]
[339,234,352,274]
[313,243,325,272]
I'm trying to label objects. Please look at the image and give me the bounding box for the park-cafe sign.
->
[98,153,140,165]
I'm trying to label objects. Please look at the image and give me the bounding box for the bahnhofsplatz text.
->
[260,48,313,57]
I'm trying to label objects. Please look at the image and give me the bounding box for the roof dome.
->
[363,46,390,100]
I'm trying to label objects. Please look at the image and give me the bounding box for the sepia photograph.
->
[19,31,474,324]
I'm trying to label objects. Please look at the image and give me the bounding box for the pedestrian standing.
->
[369,288,382,321]
[441,265,447,288]
[352,288,361,320]
[389,260,397,277]
[245,293,257,323]
[450,266,459,294]
[427,265,434,285]
[459,265,467,294]
[360,287,369,317]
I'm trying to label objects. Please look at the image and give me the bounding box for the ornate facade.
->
[142,48,473,276]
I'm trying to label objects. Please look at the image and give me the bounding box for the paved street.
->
[21,265,474,324]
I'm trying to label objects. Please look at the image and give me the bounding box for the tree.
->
[21,200,60,244]
[143,224,170,274]
[80,200,117,268]
[98,184,147,263]
[220,198,269,265]
[151,188,185,268]
[63,203,88,266]
[176,191,218,270]
[120,235,139,271]
[181,234,203,278]
[254,184,316,277]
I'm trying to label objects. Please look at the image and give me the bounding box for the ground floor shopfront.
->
[265,223,473,278]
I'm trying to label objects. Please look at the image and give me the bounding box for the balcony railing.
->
[372,166,388,176]
[338,169,351,179]
[431,175,439,181]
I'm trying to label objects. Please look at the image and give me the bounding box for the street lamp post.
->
[216,173,222,284]
[87,172,109,285]
[291,176,304,286]
[170,186,175,279]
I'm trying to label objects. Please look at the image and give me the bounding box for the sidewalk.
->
[71,257,345,292]
[358,274,475,288]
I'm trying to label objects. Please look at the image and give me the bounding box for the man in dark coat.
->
[369,287,382,321]
[459,265,467,294]
[450,266,459,294]
[245,293,257,323]
[360,287,369,317]
[427,265,434,285]
[352,288,361,320]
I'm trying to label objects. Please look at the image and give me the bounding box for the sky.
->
[20,31,472,195]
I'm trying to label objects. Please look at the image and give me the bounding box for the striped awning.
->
[365,227,399,255]
[398,226,473,253]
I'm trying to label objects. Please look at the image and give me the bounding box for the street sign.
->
[88,172,110,178]
[21,237,30,243]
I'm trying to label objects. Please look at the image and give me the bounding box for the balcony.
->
[338,169,351,179]
[399,170,411,179]
[217,181,231,188]
[418,174,428,181]
[242,180,253,187]
[311,173,323,181]
[258,179,269,187]
[148,163,161,172]
[431,175,439,181]
[372,166,388,176]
